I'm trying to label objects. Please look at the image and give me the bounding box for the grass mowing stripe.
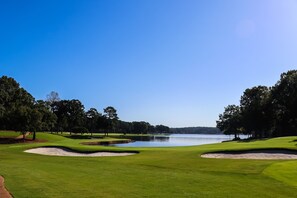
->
[263,161,297,187]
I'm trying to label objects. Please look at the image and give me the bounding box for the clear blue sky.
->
[1,0,297,127]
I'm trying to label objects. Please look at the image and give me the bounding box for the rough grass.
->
[0,133,297,197]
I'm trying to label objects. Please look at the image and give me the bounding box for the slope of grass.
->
[263,161,297,187]
[0,133,297,197]
[0,131,20,138]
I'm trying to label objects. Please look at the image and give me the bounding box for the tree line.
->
[170,127,221,134]
[217,70,297,139]
[0,76,169,139]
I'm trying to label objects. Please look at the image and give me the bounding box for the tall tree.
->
[155,125,169,133]
[132,121,150,134]
[11,106,35,140]
[28,107,43,140]
[103,106,118,136]
[85,108,102,136]
[52,100,85,132]
[35,100,57,133]
[216,105,243,139]
[270,70,297,136]
[0,76,35,131]
[46,91,60,104]
[104,106,118,120]
[240,86,272,138]
[118,121,133,135]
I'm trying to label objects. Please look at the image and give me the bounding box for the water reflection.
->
[112,134,247,147]
[124,135,169,142]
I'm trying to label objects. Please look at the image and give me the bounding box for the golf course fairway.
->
[1,133,297,198]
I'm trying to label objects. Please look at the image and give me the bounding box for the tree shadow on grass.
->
[289,139,297,147]
[235,138,269,143]
[0,138,46,144]
[64,135,104,139]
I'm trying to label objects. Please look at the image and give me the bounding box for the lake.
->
[112,134,247,147]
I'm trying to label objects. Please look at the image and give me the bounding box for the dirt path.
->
[15,132,31,140]
[0,176,12,198]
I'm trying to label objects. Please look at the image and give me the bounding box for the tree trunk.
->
[33,131,36,140]
[23,132,25,141]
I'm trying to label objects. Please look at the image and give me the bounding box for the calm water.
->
[113,134,247,147]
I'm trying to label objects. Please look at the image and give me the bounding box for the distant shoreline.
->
[169,127,222,134]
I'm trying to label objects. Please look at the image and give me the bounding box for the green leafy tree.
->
[270,70,297,136]
[72,126,89,135]
[104,106,118,120]
[216,105,243,139]
[148,124,156,133]
[0,76,35,130]
[51,100,85,133]
[117,121,132,135]
[11,105,45,140]
[97,114,109,134]
[240,86,272,138]
[35,100,57,133]
[103,106,118,136]
[29,107,43,140]
[131,121,151,134]
[12,106,34,140]
[85,108,102,136]
[155,125,169,133]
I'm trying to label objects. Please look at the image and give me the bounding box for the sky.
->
[1,0,297,127]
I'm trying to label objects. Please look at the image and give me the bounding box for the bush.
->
[71,126,89,135]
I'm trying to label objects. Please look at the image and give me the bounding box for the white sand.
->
[201,150,297,160]
[24,147,136,157]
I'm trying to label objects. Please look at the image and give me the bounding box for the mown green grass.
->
[0,133,297,197]
[0,131,20,138]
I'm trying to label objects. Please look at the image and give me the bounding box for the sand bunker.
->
[24,147,136,157]
[201,149,297,160]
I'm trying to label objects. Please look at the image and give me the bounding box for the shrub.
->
[71,126,89,135]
